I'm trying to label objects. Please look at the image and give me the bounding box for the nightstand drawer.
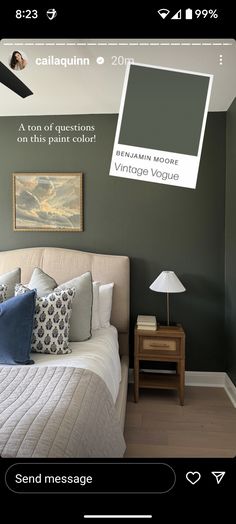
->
[143,338,177,351]
[139,337,180,357]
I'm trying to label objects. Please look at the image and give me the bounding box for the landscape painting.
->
[13,173,83,231]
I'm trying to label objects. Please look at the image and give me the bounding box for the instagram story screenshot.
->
[0,4,235,514]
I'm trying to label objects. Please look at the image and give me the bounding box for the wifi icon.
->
[157,8,170,19]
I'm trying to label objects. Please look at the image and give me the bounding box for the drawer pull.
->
[150,343,169,348]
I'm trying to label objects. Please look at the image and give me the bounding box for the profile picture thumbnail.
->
[9,51,27,71]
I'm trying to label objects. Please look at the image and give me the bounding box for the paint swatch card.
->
[109,63,213,189]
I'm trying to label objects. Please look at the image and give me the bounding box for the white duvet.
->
[32,325,121,403]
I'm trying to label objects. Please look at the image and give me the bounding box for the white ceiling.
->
[0,39,235,115]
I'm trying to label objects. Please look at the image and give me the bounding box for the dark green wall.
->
[0,113,226,371]
[226,98,236,386]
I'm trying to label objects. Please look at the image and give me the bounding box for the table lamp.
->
[149,271,186,326]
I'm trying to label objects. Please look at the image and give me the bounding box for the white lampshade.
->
[150,271,186,293]
[150,271,186,325]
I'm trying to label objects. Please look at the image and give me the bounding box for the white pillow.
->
[92,281,101,330]
[99,283,114,328]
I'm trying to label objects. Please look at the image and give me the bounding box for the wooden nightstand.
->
[134,323,185,405]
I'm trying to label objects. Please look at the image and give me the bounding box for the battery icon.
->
[185,8,193,19]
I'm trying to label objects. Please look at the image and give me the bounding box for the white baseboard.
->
[225,374,236,408]
[185,371,225,387]
[128,369,236,408]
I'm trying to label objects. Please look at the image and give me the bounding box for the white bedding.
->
[31,325,121,403]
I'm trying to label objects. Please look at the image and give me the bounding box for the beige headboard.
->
[0,247,130,356]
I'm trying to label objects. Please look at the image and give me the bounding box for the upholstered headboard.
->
[0,247,130,356]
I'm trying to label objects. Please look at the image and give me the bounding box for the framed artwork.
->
[13,173,83,232]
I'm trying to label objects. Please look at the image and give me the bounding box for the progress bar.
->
[84,517,152,520]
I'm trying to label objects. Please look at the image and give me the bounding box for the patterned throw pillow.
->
[15,284,29,295]
[27,267,93,342]
[15,285,75,354]
[0,284,7,303]
[0,268,21,299]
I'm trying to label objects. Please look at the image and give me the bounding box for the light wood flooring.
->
[124,386,236,457]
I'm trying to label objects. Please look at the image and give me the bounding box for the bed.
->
[0,247,130,458]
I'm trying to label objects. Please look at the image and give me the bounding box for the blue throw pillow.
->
[0,290,36,365]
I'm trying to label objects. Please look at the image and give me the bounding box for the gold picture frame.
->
[13,173,83,232]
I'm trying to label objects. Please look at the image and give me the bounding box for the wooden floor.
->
[124,385,236,457]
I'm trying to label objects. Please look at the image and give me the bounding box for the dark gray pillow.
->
[28,267,57,297]
[0,268,21,299]
[55,272,92,342]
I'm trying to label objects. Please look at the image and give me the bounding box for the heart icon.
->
[186,471,201,485]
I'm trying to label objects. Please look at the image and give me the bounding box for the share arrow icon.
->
[211,471,226,484]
